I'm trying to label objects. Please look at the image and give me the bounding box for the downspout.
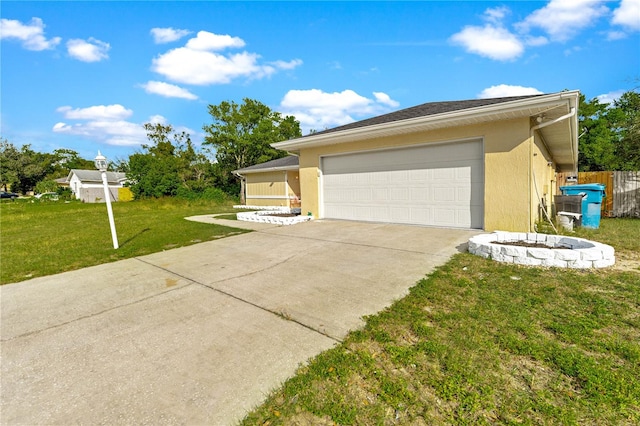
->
[529,107,576,232]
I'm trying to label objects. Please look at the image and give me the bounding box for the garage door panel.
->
[322,140,484,228]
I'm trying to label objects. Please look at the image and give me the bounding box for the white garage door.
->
[321,140,484,228]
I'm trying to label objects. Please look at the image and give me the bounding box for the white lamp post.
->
[94,151,119,249]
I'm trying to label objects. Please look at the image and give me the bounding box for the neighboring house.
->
[269,91,579,233]
[234,156,301,208]
[66,169,129,203]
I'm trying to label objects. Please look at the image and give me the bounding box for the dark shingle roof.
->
[235,155,299,173]
[309,94,545,136]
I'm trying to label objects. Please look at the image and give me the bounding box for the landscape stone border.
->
[468,231,615,269]
[235,208,313,226]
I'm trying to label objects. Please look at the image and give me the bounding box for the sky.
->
[2,1,639,163]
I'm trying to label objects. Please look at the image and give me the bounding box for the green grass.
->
[242,218,640,425]
[0,198,248,284]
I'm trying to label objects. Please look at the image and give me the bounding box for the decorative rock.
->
[593,258,615,268]
[468,231,615,269]
[514,256,543,266]
[527,247,555,259]
[492,253,514,263]
[542,258,569,268]
[554,249,581,261]
[567,259,593,269]
[579,249,605,261]
[501,245,528,257]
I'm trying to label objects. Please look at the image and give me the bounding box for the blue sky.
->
[2,1,639,163]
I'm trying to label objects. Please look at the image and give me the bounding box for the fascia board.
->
[233,165,299,175]
[273,91,580,151]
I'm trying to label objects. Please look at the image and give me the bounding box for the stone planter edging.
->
[236,208,313,226]
[468,231,615,269]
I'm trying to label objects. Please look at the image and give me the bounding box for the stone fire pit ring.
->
[468,231,615,269]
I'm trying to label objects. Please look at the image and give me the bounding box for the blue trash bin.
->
[560,184,605,228]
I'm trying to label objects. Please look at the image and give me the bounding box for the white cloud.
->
[373,92,400,107]
[0,17,61,51]
[56,104,132,120]
[153,49,263,84]
[279,89,399,133]
[270,59,304,70]
[150,27,191,44]
[147,115,167,125]
[185,31,245,51]
[450,24,524,61]
[597,89,625,104]
[151,30,301,85]
[477,84,543,99]
[140,81,198,100]
[67,37,110,62]
[607,30,628,40]
[524,35,549,47]
[452,1,617,61]
[516,0,609,42]
[484,6,510,24]
[612,0,640,30]
[53,119,148,146]
[52,105,196,147]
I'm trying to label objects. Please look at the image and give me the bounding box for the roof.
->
[273,91,580,172]
[311,94,544,136]
[67,169,127,184]
[234,156,299,174]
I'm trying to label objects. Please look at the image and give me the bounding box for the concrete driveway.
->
[1,219,478,425]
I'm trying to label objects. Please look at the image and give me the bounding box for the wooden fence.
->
[557,171,640,218]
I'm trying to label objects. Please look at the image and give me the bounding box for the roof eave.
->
[234,165,299,175]
[273,91,580,151]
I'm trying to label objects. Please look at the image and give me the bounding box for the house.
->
[66,169,130,203]
[234,156,301,208]
[267,91,579,232]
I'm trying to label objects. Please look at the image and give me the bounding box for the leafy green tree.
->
[127,123,213,199]
[0,139,52,194]
[202,98,301,201]
[578,95,618,171]
[35,179,59,194]
[49,149,95,177]
[578,90,640,171]
[611,90,640,170]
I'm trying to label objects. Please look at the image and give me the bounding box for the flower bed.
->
[468,231,615,269]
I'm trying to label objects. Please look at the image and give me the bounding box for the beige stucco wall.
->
[286,171,301,199]
[245,170,300,208]
[298,117,548,231]
[531,131,557,228]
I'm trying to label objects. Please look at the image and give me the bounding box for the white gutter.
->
[232,165,298,175]
[531,107,576,132]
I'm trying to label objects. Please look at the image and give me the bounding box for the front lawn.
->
[0,198,247,284]
[243,218,640,425]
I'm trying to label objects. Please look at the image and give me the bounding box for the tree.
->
[202,98,301,202]
[611,90,640,170]
[0,139,52,193]
[127,123,213,198]
[49,149,95,177]
[578,90,640,171]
